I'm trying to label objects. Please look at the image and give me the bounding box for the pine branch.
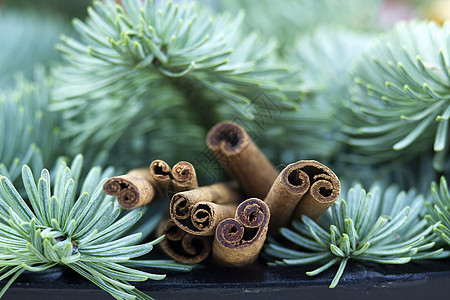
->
[52,0,301,165]
[0,154,192,299]
[265,182,446,288]
[426,176,450,246]
[343,21,450,171]
[0,67,61,183]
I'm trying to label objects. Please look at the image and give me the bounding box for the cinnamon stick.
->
[150,159,172,194]
[264,160,340,232]
[127,168,154,183]
[170,161,199,193]
[170,182,243,236]
[157,219,212,264]
[103,168,155,210]
[206,121,278,199]
[292,161,341,221]
[150,160,199,198]
[212,198,270,267]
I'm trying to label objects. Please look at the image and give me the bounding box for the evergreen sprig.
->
[344,21,450,170]
[0,68,60,182]
[0,154,192,299]
[265,183,445,288]
[426,176,450,245]
[52,0,300,164]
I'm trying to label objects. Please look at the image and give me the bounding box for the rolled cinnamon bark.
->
[170,182,243,236]
[206,121,278,199]
[103,168,156,210]
[150,160,172,194]
[157,219,212,264]
[264,160,340,232]
[212,198,270,267]
[170,161,199,193]
[127,168,154,183]
[292,162,341,221]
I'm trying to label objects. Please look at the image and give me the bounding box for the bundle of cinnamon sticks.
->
[103,121,341,267]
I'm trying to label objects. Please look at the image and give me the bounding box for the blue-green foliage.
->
[0,155,191,299]
[52,0,301,165]
[266,182,445,288]
[0,68,60,182]
[344,21,450,171]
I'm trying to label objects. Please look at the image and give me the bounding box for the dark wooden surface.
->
[3,258,450,299]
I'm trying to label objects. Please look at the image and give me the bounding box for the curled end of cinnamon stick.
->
[293,160,340,204]
[236,198,270,230]
[292,160,341,220]
[215,218,244,245]
[170,183,242,236]
[103,177,121,196]
[171,161,198,191]
[158,220,212,264]
[103,175,155,210]
[170,194,191,220]
[264,163,312,231]
[188,202,237,236]
[280,164,311,195]
[150,160,172,184]
[213,198,270,267]
[191,203,215,233]
[206,121,250,155]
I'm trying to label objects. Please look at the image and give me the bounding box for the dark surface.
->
[3,259,450,299]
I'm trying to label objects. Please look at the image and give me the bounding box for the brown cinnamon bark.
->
[292,161,340,221]
[170,183,243,236]
[212,198,270,267]
[150,160,172,194]
[264,160,340,232]
[127,168,154,183]
[103,168,155,210]
[206,121,278,199]
[157,219,212,264]
[170,161,199,193]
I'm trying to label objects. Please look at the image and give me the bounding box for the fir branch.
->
[52,0,301,164]
[343,21,450,171]
[426,176,450,246]
[265,182,445,288]
[0,154,191,299]
[0,67,61,182]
